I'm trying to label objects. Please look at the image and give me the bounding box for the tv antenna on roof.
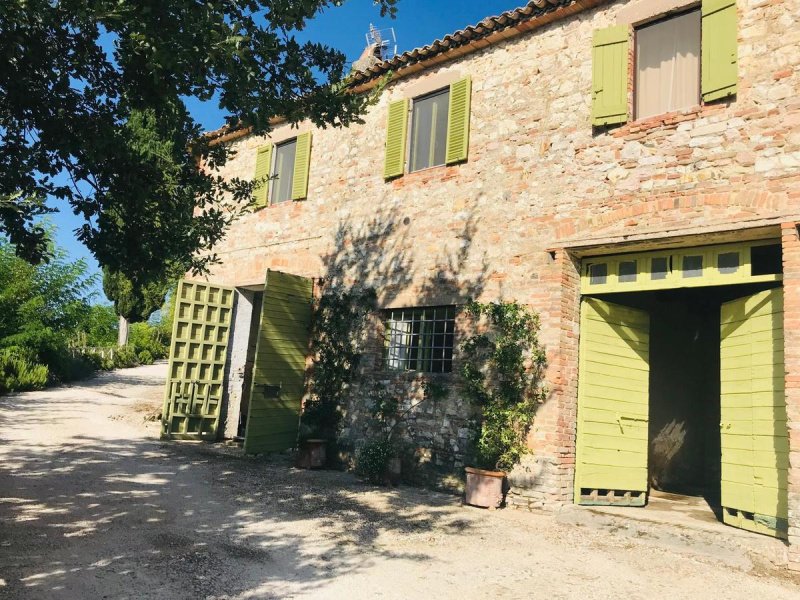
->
[366,23,397,61]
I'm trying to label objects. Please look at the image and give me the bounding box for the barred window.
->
[384,306,456,373]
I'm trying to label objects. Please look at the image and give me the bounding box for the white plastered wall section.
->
[223,289,258,439]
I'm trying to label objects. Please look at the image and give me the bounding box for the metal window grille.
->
[384,306,455,373]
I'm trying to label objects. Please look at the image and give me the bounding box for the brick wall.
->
[782,223,800,570]
[199,0,800,509]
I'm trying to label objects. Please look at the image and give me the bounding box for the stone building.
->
[160,0,800,568]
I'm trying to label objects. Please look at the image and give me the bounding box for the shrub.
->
[460,301,547,472]
[137,349,154,365]
[301,287,376,444]
[113,346,140,369]
[128,322,169,360]
[354,438,394,485]
[0,352,49,393]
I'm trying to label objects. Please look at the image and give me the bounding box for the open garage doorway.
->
[596,283,780,524]
[574,240,787,539]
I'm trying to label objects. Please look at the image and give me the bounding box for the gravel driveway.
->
[1,363,799,599]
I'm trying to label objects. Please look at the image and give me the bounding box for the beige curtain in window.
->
[636,10,701,119]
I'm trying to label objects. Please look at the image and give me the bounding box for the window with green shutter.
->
[384,98,409,179]
[384,76,472,179]
[592,25,629,126]
[592,0,738,126]
[252,145,273,207]
[701,0,738,102]
[252,133,312,207]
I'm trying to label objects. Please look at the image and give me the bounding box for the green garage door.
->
[162,281,234,440]
[720,288,788,538]
[243,270,313,454]
[575,298,651,506]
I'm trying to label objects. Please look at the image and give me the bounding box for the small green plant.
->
[0,352,49,393]
[354,438,395,484]
[137,349,155,365]
[460,301,547,472]
[113,346,140,369]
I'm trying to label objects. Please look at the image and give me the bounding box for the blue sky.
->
[51,0,521,300]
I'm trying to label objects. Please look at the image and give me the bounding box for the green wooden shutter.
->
[383,98,409,180]
[575,298,650,506]
[445,76,472,165]
[244,270,313,454]
[253,144,273,207]
[162,280,235,440]
[720,288,787,538]
[291,132,312,201]
[702,0,738,102]
[592,25,629,127]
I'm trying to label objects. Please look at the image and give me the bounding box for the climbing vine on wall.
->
[300,286,376,442]
[460,300,547,472]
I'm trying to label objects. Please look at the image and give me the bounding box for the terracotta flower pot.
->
[295,439,327,469]
[464,466,506,509]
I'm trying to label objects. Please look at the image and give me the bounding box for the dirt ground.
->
[1,364,800,599]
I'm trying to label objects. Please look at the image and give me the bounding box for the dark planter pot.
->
[464,466,506,509]
[386,456,402,486]
[296,439,327,469]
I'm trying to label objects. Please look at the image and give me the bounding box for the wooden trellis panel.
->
[162,281,234,440]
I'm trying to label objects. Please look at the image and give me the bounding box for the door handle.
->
[256,383,282,398]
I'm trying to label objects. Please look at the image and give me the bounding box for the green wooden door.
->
[243,270,313,454]
[720,288,788,538]
[575,298,650,506]
[162,281,234,440]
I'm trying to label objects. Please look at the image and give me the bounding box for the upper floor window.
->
[635,10,701,120]
[271,138,297,204]
[383,76,472,180]
[252,132,312,208]
[409,88,450,172]
[591,0,738,128]
[384,306,456,373]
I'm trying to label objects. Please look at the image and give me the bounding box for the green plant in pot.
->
[460,300,547,508]
[298,287,375,468]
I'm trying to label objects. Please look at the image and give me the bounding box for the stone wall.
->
[199,0,800,511]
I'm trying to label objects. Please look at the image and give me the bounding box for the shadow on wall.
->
[313,205,493,481]
[0,411,472,598]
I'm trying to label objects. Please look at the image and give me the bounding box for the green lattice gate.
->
[162,281,234,440]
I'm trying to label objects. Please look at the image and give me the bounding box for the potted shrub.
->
[460,301,547,509]
[295,438,327,469]
[297,287,376,469]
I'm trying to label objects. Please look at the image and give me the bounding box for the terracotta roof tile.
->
[349,0,583,85]
[206,0,606,142]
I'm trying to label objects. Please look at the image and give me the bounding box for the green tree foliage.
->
[0,237,98,384]
[0,0,397,284]
[77,304,118,347]
[301,287,376,442]
[102,267,171,324]
[0,239,94,355]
